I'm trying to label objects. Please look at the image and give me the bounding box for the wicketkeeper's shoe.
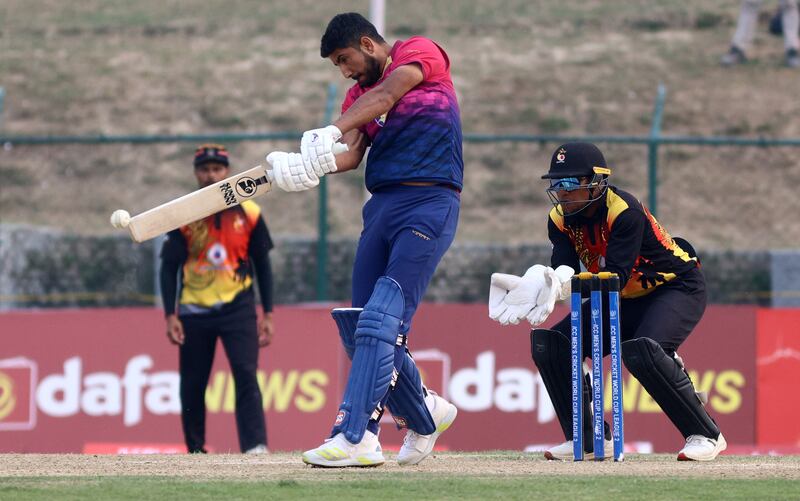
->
[543,438,614,460]
[302,430,385,467]
[677,432,727,461]
[397,392,458,465]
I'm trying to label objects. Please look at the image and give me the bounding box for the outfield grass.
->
[2,474,799,500]
[1,452,799,500]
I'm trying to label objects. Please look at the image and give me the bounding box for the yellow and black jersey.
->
[159,200,274,315]
[548,186,697,298]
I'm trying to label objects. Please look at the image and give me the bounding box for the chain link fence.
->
[2,133,798,309]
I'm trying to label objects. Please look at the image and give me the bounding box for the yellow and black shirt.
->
[548,186,697,298]
[160,200,274,315]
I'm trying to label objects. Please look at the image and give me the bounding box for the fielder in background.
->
[488,142,727,461]
[266,12,461,467]
[160,144,274,454]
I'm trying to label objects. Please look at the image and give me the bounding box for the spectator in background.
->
[721,0,799,68]
[160,144,274,454]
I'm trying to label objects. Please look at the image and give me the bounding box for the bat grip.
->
[265,142,350,182]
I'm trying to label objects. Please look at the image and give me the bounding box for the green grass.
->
[2,453,799,500]
[1,475,798,501]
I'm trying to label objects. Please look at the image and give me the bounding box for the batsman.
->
[266,12,461,467]
[488,142,726,461]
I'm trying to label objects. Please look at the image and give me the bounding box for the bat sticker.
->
[235,175,269,198]
[219,182,237,206]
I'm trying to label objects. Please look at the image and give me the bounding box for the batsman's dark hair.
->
[321,12,385,58]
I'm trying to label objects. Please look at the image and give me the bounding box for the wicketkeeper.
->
[488,142,726,461]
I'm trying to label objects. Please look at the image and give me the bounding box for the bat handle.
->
[265,142,350,182]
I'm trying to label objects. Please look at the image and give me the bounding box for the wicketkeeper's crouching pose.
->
[266,13,461,467]
[488,142,726,461]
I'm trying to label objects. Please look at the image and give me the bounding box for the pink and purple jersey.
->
[342,36,463,192]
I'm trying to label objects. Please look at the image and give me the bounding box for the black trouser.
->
[551,267,707,357]
[179,294,267,452]
[543,267,709,442]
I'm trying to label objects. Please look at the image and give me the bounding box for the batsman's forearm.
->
[333,130,369,172]
[334,63,423,135]
[333,87,395,134]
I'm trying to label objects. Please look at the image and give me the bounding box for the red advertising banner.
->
[0,358,37,431]
[378,304,757,453]
[0,307,340,453]
[756,309,800,448]
[0,304,762,454]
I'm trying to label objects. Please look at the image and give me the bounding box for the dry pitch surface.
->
[1,452,799,480]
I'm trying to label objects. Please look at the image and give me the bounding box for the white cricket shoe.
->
[677,433,727,461]
[302,430,385,467]
[397,392,458,465]
[544,438,614,461]
[244,444,269,454]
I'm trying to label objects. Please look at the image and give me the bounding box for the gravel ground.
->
[1,452,799,480]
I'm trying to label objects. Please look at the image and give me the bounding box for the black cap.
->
[193,143,229,167]
[541,142,610,179]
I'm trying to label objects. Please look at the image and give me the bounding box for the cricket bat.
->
[113,143,348,243]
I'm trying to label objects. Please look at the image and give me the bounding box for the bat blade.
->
[122,142,348,243]
[126,165,271,242]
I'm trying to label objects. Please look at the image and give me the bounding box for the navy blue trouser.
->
[338,184,459,438]
[351,185,460,330]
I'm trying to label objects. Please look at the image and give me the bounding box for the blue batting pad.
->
[331,307,434,435]
[331,307,362,359]
[333,277,405,444]
[386,352,436,434]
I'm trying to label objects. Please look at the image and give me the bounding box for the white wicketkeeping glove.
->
[266,151,319,192]
[552,265,575,301]
[301,125,342,178]
[489,273,520,324]
[526,265,575,326]
[488,265,549,326]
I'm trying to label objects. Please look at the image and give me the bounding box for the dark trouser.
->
[179,295,266,452]
[351,185,460,332]
[345,185,460,439]
[551,267,707,358]
[539,267,715,444]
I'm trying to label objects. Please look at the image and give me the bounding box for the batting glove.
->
[301,125,342,178]
[266,151,319,192]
